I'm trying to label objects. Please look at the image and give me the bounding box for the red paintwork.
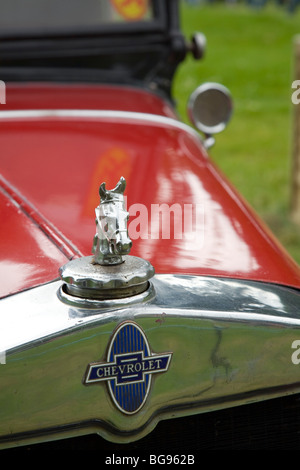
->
[1,84,300,297]
[0,182,70,298]
[4,83,178,118]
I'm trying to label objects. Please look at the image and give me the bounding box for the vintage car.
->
[1,0,300,453]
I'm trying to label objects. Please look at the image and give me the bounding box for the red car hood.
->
[1,83,300,297]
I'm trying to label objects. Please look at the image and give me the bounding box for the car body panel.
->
[1,85,300,297]
[3,83,177,117]
[0,179,71,297]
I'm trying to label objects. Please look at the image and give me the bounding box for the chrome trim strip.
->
[2,275,300,351]
[0,109,202,142]
[1,274,300,448]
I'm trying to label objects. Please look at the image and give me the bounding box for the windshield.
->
[0,0,183,100]
[0,0,154,36]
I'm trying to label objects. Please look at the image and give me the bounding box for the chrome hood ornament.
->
[59,177,154,306]
[92,177,132,266]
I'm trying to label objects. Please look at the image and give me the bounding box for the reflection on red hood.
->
[1,84,300,297]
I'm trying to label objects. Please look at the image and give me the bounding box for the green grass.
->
[173,1,300,264]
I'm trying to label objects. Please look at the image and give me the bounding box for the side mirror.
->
[187,82,233,148]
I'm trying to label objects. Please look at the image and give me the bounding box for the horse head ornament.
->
[92,177,132,265]
[59,176,154,304]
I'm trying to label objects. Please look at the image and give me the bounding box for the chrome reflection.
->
[1,274,300,448]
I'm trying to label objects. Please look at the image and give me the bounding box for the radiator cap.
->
[58,177,154,306]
